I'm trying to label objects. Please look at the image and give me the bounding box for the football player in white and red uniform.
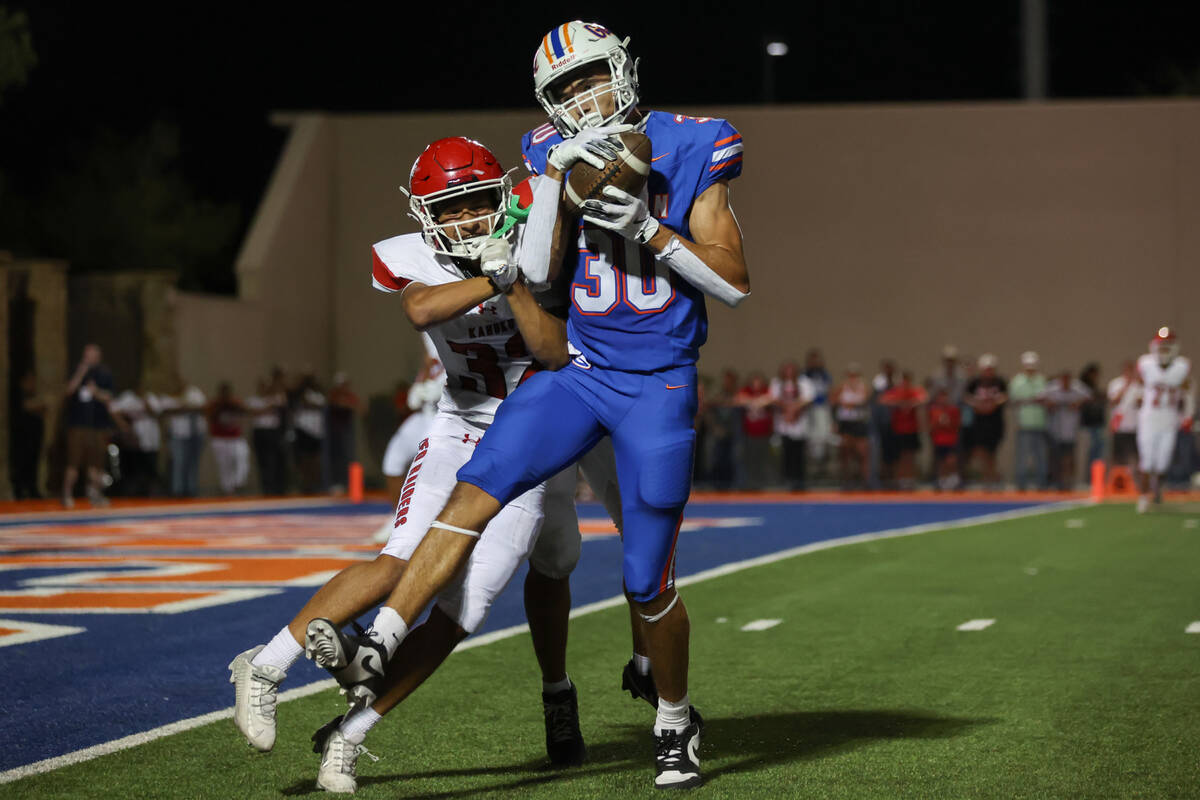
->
[1135,327,1194,512]
[229,136,621,793]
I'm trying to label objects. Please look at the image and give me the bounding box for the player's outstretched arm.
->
[401,279,498,331]
[583,179,750,306]
[505,281,570,369]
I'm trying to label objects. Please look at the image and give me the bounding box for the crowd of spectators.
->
[8,344,368,505]
[694,346,1200,492]
[11,342,1199,502]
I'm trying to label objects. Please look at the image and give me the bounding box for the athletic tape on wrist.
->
[519,175,563,284]
[655,236,749,308]
[638,591,680,624]
[429,520,481,538]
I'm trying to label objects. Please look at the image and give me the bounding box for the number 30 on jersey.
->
[572,229,675,315]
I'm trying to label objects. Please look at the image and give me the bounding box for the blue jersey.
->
[521,111,743,372]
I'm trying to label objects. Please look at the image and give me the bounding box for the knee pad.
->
[637,435,695,510]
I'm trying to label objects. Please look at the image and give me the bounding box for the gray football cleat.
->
[228,645,286,752]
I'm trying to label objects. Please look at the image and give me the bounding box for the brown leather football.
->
[562,131,652,215]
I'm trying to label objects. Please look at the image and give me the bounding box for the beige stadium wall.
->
[220,99,1200,478]
[324,100,1200,399]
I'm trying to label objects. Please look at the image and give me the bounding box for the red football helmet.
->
[1150,326,1179,365]
[403,137,512,259]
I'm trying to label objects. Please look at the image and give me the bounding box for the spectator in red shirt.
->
[927,387,963,491]
[882,371,928,489]
[736,372,775,489]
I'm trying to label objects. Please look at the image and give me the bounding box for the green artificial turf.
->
[12,504,1200,799]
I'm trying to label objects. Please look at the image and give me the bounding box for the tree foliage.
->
[0,6,36,103]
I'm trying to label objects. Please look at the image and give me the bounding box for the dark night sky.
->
[4,1,1200,289]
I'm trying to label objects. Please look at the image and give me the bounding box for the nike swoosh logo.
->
[651,152,672,162]
[359,653,384,680]
[666,384,689,390]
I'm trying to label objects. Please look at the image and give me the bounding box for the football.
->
[562,131,653,215]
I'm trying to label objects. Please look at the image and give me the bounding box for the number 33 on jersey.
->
[372,234,538,425]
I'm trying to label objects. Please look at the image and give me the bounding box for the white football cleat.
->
[1136,495,1150,514]
[313,716,377,794]
[229,645,286,752]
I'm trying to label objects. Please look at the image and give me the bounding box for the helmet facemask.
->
[537,47,639,136]
[405,177,512,261]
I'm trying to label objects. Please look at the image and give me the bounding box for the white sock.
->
[338,706,382,745]
[655,695,691,734]
[542,675,572,694]
[633,653,652,676]
[367,606,409,661]
[252,626,303,672]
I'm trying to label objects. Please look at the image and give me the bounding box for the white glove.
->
[546,124,634,172]
[580,185,660,244]
[479,237,518,292]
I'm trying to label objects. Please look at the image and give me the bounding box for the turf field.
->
[4,499,1199,798]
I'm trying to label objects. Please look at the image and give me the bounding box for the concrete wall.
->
[318,101,1200,397]
[184,99,1200,482]
[2,260,69,498]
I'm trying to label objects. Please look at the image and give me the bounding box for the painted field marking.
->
[956,619,996,632]
[740,619,782,632]
[1186,622,1200,634]
[0,499,1080,786]
[715,617,729,624]
[0,619,86,648]
[1184,520,1198,529]
[1065,519,1085,528]
[1024,567,1039,575]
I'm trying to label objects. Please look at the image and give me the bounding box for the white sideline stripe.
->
[740,618,783,631]
[0,499,1078,785]
[1186,622,1200,634]
[956,618,996,631]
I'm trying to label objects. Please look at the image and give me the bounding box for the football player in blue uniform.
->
[311,20,749,790]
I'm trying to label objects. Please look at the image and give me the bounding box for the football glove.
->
[546,124,633,172]
[479,237,518,292]
[581,185,660,244]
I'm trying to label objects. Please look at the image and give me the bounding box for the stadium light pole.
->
[1021,0,1048,99]
[763,39,788,103]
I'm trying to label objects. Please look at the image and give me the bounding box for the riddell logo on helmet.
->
[550,54,579,70]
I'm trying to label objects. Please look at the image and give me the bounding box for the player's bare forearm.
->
[402,278,498,331]
[648,180,750,294]
[506,281,569,369]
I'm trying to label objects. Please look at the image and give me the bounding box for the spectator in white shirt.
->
[1106,360,1140,468]
[769,362,815,490]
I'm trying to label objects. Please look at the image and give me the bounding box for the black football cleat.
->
[653,718,702,789]
[542,682,587,767]
[305,618,386,706]
[622,658,659,708]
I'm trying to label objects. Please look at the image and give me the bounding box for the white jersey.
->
[1136,354,1192,430]
[372,232,547,427]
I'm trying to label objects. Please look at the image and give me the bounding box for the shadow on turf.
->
[280,709,989,797]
